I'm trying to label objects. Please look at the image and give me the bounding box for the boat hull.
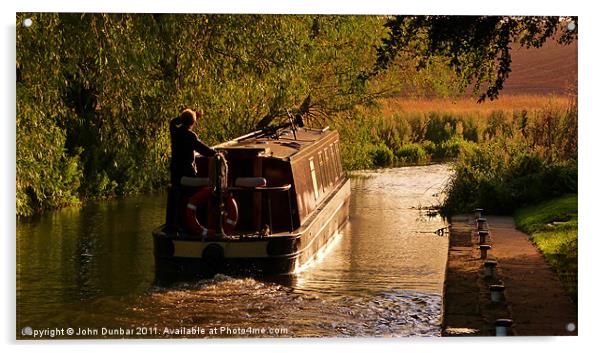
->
[153,178,350,280]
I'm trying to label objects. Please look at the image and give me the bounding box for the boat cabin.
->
[168,126,346,237]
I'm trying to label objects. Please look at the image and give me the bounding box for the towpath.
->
[443,215,577,336]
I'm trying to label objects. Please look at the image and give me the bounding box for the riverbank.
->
[442,214,577,336]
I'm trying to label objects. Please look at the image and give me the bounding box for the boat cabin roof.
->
[215,127,334,160]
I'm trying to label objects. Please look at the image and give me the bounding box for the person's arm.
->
[190,132,216,157]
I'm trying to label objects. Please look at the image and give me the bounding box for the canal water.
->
[17,164,452,338]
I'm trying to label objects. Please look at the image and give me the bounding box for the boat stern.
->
[152,227,300,279]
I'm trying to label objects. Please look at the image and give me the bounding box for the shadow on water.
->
[17,164,453,337]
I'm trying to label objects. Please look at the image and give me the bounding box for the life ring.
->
[185,187,239,238]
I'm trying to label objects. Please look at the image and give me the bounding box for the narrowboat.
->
[152,117,350,278]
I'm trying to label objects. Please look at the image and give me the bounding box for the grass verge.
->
[514,194,577,302]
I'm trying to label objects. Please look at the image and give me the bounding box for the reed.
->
[440,96,577,215]
[334,94,576,174]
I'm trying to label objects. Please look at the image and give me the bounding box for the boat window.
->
[324,147,333,187]
[333,140,342,176]
[329,144,337,182]
[323,147,329,186]
[309,158,319,200]
[318,151,326,193]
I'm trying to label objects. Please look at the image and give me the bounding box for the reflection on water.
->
[17,164,452,338]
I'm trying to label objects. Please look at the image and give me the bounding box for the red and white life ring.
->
[185,187,238,238]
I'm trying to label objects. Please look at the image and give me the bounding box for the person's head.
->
[180,109,197,128]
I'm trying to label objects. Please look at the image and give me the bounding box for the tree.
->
[15,14,396,216]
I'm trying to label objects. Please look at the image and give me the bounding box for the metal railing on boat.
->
[227,184,294,233]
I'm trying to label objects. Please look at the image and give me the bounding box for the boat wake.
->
[125,274,441,337]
